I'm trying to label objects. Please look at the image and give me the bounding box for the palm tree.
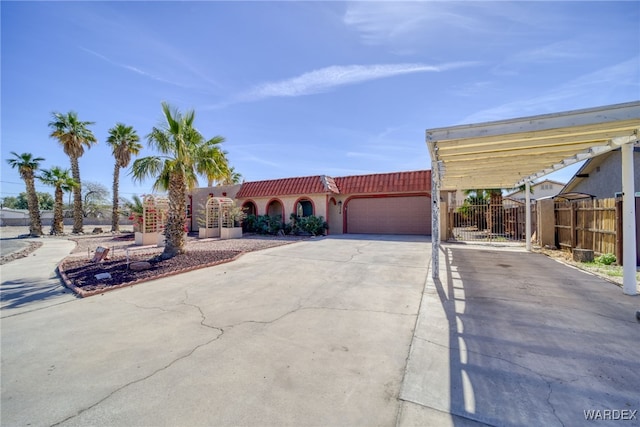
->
[131,102,228,259]
[39,167,78,235]
[6,152,45,236]
[219,166,242,186]
[200,144,229,187]
[48,111,97,234]
[107,123,142,233]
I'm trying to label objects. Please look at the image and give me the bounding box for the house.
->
[560,147,640,199]
[505,179,566,202]
[189,170,432,235]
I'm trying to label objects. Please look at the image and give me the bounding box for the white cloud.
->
[239,62,477,102]
[80,46,202,90]
[342,2,522,49]
[511,40,590,64]
[461,58,640,123]
[343,2,477,46]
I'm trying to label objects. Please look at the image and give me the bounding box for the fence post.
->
[615,198,623,266]
[570,202,576,250]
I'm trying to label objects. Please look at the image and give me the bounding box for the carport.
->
[426,101,640,295]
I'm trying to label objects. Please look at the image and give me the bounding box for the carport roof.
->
[426,101,640,191]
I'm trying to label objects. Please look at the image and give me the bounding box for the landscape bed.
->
[59,250,243,297]
[57,233,309,297]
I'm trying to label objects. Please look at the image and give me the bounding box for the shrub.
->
[595,253,616,266]
[244,214,283,235]
[287,214,327,236]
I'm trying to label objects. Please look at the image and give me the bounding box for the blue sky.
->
[2,1,639,202]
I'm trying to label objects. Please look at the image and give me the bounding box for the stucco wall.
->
[190,184,242,230]
[238,194,329,221]
[570,151,640,199]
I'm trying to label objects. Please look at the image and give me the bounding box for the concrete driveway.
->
[1,235,430,426]
[400,243,640,427]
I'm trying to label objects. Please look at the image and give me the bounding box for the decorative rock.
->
[573,248,594,263]
[92,227,104,234]
[129,261,152,271]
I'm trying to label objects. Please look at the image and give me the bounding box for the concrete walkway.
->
[1,238,77,317]
[399,243,640,427]
[1,235,430,426]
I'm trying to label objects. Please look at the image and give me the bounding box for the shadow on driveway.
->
[1,277,75,313]
[401,243,640,426]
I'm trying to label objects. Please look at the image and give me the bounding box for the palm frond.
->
[130,156,163,183]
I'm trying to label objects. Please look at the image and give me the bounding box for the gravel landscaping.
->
[58,232,309,297]
[0,227,309,297]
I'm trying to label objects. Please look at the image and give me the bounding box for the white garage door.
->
[346,196,431,235]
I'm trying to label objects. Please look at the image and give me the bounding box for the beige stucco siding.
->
[239,194,329,220]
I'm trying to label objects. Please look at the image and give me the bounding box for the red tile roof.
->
[334,170,430,194]
[236,175,336,198]
[235,170,431,198]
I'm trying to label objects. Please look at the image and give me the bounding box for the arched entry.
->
[266,199,284,221]
[294,198,314,217]
[327,197,343,235]
[242,200,257,216]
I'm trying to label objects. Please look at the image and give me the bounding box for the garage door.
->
[346,196,431,235]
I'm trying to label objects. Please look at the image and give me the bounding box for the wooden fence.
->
[555,197,640,265]
[555,198,616,255]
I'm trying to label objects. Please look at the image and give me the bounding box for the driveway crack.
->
[51,292,224,427]
[50,329,223,427]
[181,290,224,330]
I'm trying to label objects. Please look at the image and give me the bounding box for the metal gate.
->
[449,199,536,242]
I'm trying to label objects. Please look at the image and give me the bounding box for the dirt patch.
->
[535,247,637,287]
[0,241,43,265]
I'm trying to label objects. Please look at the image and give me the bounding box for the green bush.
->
[244,214,283,235]
[595,253,616,265]
[287,214,327,236]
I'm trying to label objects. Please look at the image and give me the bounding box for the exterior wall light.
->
[338,200,342,214]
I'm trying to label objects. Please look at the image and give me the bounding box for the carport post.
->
[621,142,637,295]
[431,160,440,279]
[525,181,532,251]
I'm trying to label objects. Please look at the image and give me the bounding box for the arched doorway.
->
[294,198,314,217]
[242,200,257,217]
[266,199,284,221]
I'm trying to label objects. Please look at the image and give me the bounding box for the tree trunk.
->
[162,172,187,259]
[51,186,64,235]
[24,173,43,236]
[70,156,84,233]
[111,163,120,232]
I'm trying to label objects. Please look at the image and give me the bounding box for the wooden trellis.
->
[142,195,169,234]
[200,197,234,238]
